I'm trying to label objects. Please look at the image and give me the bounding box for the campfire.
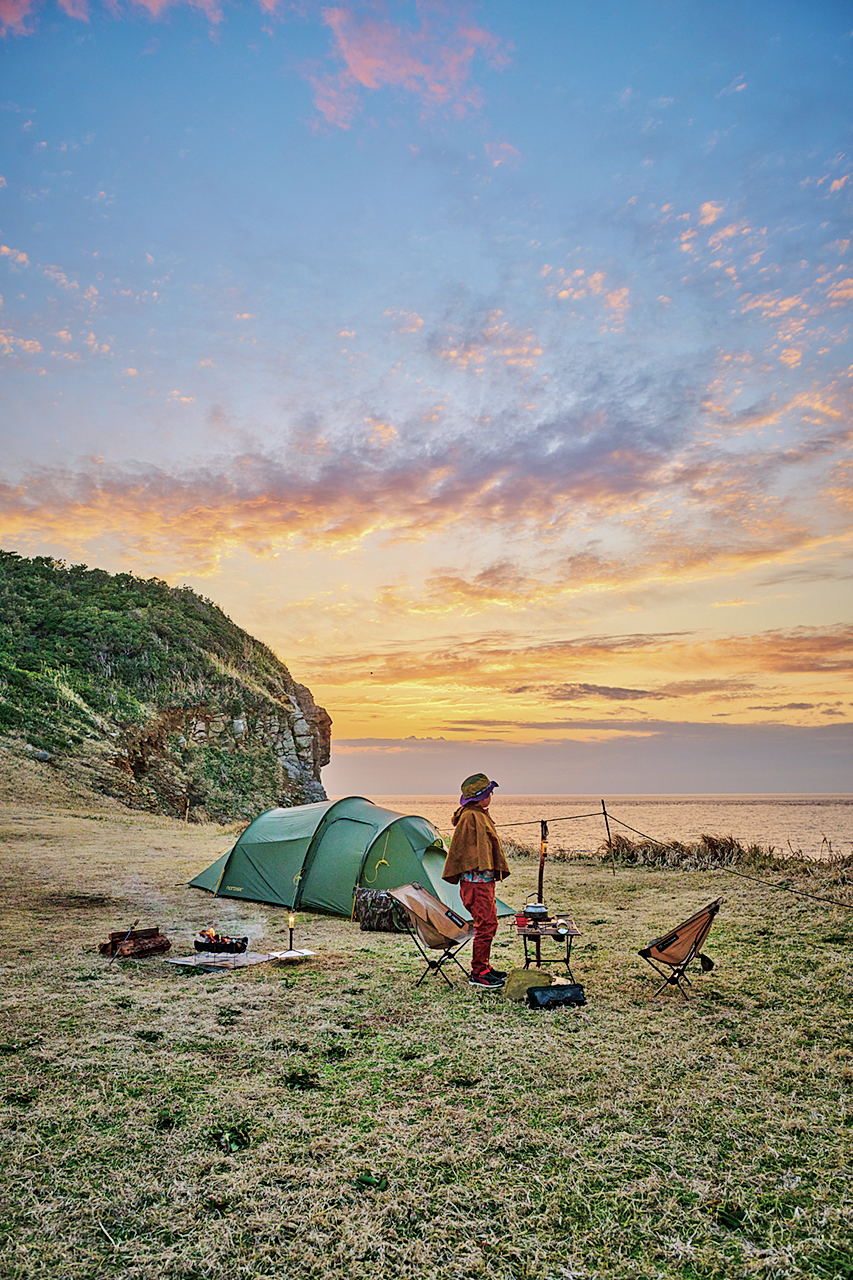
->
[194,928,249,955]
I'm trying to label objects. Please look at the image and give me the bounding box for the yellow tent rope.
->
[363,856,389,884]
[362,830,391,885]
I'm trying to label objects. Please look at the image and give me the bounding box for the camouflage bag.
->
[354,888,410,933]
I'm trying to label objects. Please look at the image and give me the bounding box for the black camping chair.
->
[388,883,475,987]
[638,898,722,999]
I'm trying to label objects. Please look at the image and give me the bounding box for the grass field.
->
[2,756,852,1280]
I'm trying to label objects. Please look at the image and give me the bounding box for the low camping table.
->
[515,914,581,978]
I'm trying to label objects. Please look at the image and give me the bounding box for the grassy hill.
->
[0,550,331,821]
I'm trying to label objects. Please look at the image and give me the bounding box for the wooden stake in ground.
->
[537,819,548,903]
[602,799,616,877]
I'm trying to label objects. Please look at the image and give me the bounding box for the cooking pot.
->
[524,901,548,921]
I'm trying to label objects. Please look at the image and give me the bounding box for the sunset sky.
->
[1,0,851,794]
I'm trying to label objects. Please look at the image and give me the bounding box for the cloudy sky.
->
[1,0,851,794]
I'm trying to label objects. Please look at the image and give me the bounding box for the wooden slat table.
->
[515,914,581,977]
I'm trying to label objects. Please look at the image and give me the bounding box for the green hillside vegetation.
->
[0,550,330,821]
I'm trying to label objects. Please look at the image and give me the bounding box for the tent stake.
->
[601,800,616,876]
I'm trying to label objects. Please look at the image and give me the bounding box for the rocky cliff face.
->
[109,675,332,822]
[0,551,332,822]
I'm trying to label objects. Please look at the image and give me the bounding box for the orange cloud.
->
[384,309,423,333]
[698,201,725,227]
[304,623,853,694]
[707,220,752,251]
[1,328,42,355]
[42,263,78,290]
[437,311,542,373]
[1,244,29,267]
[310,6,510,127]
[827,278,853,306]
[604,286,629,327]
[1,377,848,577]
[740,292,805,319]
[422,561,549,613]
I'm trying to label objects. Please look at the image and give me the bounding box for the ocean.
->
[360,794,853,860]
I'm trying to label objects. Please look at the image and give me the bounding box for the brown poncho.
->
[441,805,511,885]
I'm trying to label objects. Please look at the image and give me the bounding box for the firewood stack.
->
[99,926,172,958]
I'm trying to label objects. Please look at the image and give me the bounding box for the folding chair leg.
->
[651,973,688,1000]
[646,957,691,1000]
[407,929,469,988]
[414,955,454,988]
[397,910,473,989]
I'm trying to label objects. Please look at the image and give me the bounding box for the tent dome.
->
[189,795,513,920]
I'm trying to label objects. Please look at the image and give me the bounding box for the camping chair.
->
[388,883,475,987]
[638,898,723,999]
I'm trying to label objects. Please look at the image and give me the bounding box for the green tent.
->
[189,795,514,920]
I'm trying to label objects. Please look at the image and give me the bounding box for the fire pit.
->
[194,929,249,955]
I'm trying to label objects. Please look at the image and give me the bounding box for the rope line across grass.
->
[493,804,853,913]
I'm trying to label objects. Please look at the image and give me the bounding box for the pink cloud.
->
[57,0,89,19]
[0,0,37,36]
[311,5,510,127]
[1,0,225,35]
[485,140,521,168]
[1,0,506,66]
[130,0,223,22]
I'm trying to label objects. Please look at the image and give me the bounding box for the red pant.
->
[459,879,498,975]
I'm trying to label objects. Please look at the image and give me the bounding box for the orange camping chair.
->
[638,898,722,999]
[388,883,475,987]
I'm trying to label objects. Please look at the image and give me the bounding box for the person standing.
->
[442,773,510,988]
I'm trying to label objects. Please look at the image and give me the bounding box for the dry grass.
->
[2,756,853,1279]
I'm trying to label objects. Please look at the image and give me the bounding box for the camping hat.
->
[459,773,499,805]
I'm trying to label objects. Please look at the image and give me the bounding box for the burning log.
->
[194,929,249,954]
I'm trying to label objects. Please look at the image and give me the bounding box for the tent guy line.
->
[493,810,604,829]
[718,867,853,913]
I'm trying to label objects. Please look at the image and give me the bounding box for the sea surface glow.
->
[359,794,853,860]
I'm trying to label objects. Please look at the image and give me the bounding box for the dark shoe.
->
[486,967,507,980]
[469,970,505,988]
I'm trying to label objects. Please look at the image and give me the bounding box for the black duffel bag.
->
[526,983,586,1010]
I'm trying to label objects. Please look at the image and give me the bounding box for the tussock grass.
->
[507,830,853,905]
[2,774,852,1278]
